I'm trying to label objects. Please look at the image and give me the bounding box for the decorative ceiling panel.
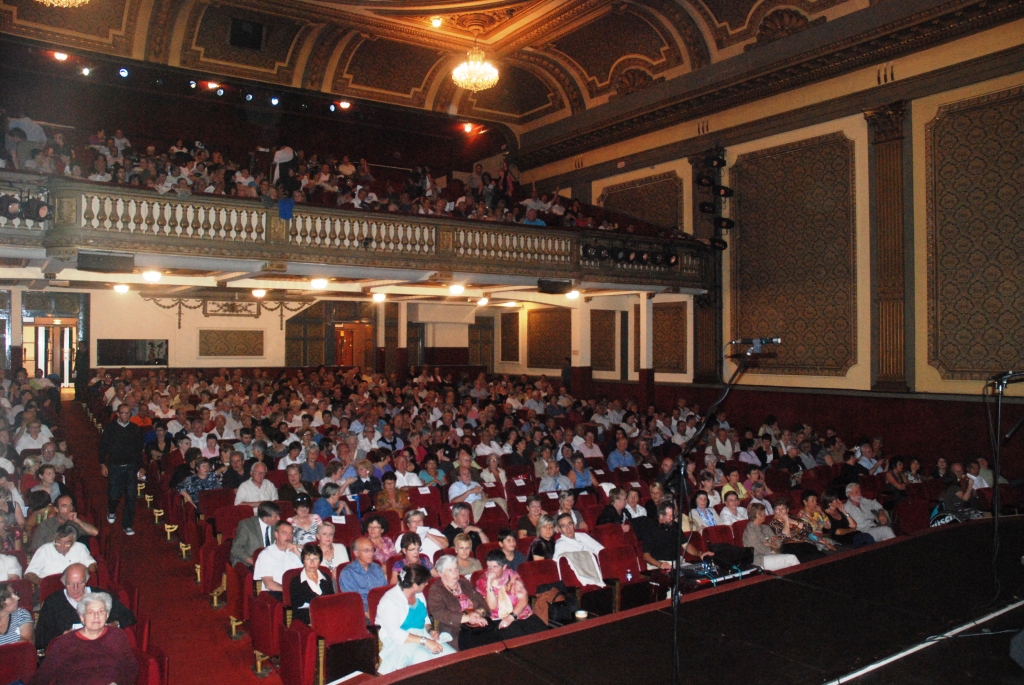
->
[0,0,141,55]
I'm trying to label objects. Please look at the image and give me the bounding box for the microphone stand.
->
[671,343,759,685]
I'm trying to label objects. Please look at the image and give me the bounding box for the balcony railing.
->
[0,172,708,288]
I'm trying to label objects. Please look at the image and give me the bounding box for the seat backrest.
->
[282,567,303,608]
[730,519,749,542]
[516,536,536,556]
[310,592,371,645]
[517,559,559,596]
[198,489,237,518]
[0,637,37,685]
[379,510,402,536]
[147,645,169,685]
[384,554,404,580]
[279,619,317,685]
[134,647,160,685]
[590,523,626,548]
[10,578,34,612]
[250,591,284,657]
[212,505,253,541]
[266,471,289,487]
[39,573,65,604]
[598,544,640,583]
[368,583,394,626]
[475,542,500,565]
[701,525,735,547]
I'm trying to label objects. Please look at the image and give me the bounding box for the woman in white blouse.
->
[377,564,455,673]
[624,489,647,519]
[719,491,748,526]
[689,491,723,531]
[480,454,507,486]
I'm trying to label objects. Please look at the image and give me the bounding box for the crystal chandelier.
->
[452,41,499,93]
[34,0,90,7]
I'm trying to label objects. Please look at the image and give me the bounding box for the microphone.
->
[730,337,782,346]
[989,371,1024,385]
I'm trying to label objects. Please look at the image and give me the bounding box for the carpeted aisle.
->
[61,400,282,685]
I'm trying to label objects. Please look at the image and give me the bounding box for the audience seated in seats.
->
[234,462,278,511]
[288,543,334,625]
[34,563,135,650]
[27,592,138,685]
[349,460,382,500]
[553,514,605,587]
[175,457,223,508]
[443,503,488,551]
[607,437,636,470]
[288,493,321,545]
[449,465,506,519]
[229,501,281,567]
[24,523,97,585]
[475,551,548,638]
[278,464,315,504]
[391,532,436,584]
[742,503,800,571]
[517,496,544,538]
[29,495,97,554]
[821,494,875,548]
[377,564,455,673]
[253,520,302,599]
[404,509,447,562]
[842,484,895,542]
[557,491,588,532]
[0,581,32,646]
[768,500,826,563]
[362,513,396,566]
[527,515,556,561]
[376,471,411,514]
[719,491,748,526]
[312,521,349,578]
[596,487,632,532]
[453,533,482,578]
[339,536,388,618]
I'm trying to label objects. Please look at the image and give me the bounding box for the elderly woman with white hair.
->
[30,591,138,685]
[427,554,496,650]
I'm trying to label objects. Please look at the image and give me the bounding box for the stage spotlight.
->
[695,174,715,187]
[270,97,279,106]
[0,195,21,219]
[699,201,716,214]
[638,249,651,265]
[216,88,224,96]
[207,82,219,89]
[330,104,336,112]
[189,80,197,89]
[705,155,726,168]
[613,247,629,263]
[714,217,735,230]
[712,185,734,198]
[81,67,91,76]
[339,101,351,109]
[582,244,598,260]
[597,246,611,261]
[652,252,666,266]
[709,237,728,251]
[245,93,253,101]
[119,68,129,78]
[21,198,51,221]
[664,251,679,266]
[53,52,68,61]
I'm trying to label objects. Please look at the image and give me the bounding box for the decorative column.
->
[689,154,724,383]
[9,288,22,371]
[865,101,909,392]
[637,293,655,409]
[396,301,409,384]
[375,301,386,373]
[570,299,593,398]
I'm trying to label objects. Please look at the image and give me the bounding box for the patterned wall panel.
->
[590,310,616,372]
[0,0,142,55]
[500,312,519,362]
[343,37,443,96]
[654,302,688,373]
[926,86,1024,380]
[198,330,264,357]
[599,172,683,229]
[527,308,570,369]
[731,132,857,376]
[467,65,557,119]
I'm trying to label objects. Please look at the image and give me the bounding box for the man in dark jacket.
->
[98,404,144,535]
[35,563,135,650]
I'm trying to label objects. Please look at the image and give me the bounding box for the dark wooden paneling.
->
[501,312,520,363]
[590,309,616,372]
[424,347,469,365]
[527,308,570,369]
[654,302,688,374]
[731,132,857,376]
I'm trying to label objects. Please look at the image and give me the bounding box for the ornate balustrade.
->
[0,172,707,288]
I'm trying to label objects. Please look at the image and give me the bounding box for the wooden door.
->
[469,317,494,373]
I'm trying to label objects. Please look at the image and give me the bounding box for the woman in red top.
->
[31,591,138,685]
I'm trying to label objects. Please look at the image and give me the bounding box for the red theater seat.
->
[309,592,377,681]
[0,640,36,684]
[250,591,284,673]
[280,618,317,685]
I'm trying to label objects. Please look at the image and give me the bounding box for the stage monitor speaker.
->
[537,278,573,295]
[77,251,135,273]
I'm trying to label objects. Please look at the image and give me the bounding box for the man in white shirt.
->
[391,454,422,488]
[25,523,98,584]
[15,420,50,453]
[0,552,22,579]
[235,462,279,510]
[186,419,209,449]
[404,510,447,561]
[843,483,895,541]
[553,514,606,587]
[253,521,302,597]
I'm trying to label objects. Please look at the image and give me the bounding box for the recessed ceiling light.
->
[477,297,489,306]
[142,270,162,283]
[449,284,465,295]
[271,96,279,106]
[566,290,580,299]
[207,82,219,89]
[251,289,267,298]
[113,284,130,294]
[500,301,518,307]
[463,123,473,133]
[81,67,91,76]
[119,68,129,78]
[53,52,68,61]
[339,101,351,109]
[310,278,328,289]
[431,16,442,27]
[372,293,386,302]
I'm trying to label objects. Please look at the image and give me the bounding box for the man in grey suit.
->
[230,501,280,567]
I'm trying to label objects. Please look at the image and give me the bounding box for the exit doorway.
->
[334,323,375,368]
[23,319,78,385]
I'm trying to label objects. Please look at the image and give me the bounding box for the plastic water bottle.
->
[626,569,633,582]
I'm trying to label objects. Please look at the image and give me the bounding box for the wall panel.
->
[527,308,570,369]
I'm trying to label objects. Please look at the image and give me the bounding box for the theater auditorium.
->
[0,0,1023,683]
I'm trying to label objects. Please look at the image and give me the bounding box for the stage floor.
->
[382,517,1024,685]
